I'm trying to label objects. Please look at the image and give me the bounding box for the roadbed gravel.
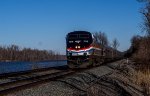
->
[6,59,145,96]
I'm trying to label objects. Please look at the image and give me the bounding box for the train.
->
[66,31,122,68]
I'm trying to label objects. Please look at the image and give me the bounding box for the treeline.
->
[93,32,120,50]
[93,32,120,58]
[0,45,66,62]
[125,1,150,69]
[129,35,150,66]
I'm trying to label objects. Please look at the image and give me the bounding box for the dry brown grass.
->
[133,69,150,95]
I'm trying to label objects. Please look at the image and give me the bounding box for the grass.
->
[134,68,150,95]
[87,60,150,95]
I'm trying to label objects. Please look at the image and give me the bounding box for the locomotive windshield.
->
[66,31,93,49]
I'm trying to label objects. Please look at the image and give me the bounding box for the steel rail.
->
[0,70,74,96]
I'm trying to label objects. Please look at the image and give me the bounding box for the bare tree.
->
[112,38,119,50]
[112,38,119,58]
[94,31,108,47]
[137,1,150,66]
[139,1,150,36]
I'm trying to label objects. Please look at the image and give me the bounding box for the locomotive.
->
[66,31,122,68]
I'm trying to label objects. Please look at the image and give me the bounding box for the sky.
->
[0,0,145,54]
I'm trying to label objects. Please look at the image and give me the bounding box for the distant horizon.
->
[0,0,145,54]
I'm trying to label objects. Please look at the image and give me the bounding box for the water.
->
[0,60,67,74]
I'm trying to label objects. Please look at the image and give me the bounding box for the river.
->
[0,60,67,74]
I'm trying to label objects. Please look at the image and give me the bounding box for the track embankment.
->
[7,59,145,96]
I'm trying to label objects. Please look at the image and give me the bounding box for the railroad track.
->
[0,64,97,95]
[0,60,123,95]
[0,68,74,96]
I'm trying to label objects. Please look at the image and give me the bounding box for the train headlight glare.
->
[78,46,80,48]
[75,46,78,49]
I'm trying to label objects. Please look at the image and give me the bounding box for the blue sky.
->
[0,0,145,54]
